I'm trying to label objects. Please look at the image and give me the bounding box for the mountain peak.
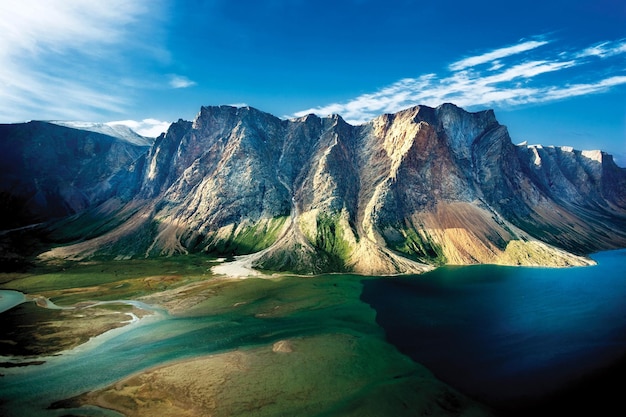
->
[48,121,153,147]
[5,103,624,274]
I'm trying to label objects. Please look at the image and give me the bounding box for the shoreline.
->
[2,250,623,416]
[0,247,611,361]
[53,333,494,417]
[0,298,161,362]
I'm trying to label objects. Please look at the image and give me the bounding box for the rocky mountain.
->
[0,121,148,229]
[49,121,155,147]
[3,104,626,274]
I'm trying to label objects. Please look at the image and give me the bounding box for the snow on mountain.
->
[50,121,154,147]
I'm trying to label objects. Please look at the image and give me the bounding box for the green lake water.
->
[0,276,394,416]
[0,250,625,416]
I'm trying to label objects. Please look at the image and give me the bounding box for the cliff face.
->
[0,121,147,229]
[21,104,626,274]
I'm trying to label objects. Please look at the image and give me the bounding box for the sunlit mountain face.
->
[3,103,625,273]
[1,102,626,417]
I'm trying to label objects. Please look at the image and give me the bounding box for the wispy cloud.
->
[169,74,197,89]
[294,37,626,124]
[539,76,626,102]
[449,39,549,71]
[0,0,160,122]
[576,39,626,58]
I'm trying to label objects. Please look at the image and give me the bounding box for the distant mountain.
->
[49,121,154,147]
[3,104,626,274]
[0,121,147,228]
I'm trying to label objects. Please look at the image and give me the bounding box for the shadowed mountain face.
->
[4,104,626,274]
[0,121,148,229]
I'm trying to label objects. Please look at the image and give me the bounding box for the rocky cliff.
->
[0,121,148,229]
[9,104,626,274]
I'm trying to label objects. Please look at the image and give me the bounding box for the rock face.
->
[0,121,148,229]
[7,104,626,274]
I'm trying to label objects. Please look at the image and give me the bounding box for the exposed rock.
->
[7,104,626,273]
[0,121,147,228]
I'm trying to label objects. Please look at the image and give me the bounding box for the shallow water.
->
[0,276,377,416]
[1,251,625,416]
[361,249,626,409]
[0,290,26,313]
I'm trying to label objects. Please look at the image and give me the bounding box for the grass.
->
[0,255,222,356]
[315,213,352,259]
[208,216,288,255]
[0,255,218,304]
[46,200,137,243]
[258,211,357,274]
[387,226,447,266]
[498,240,587,267]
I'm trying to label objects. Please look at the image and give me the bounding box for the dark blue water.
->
[361,250,626,411]
[2,252,625,416]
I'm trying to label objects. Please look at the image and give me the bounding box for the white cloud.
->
[107,119,172,138]
[294,37,626,124]
[449,39,549,71]
[0,0,159,122]
[294,76,436,122]
[0,0,145,53]
[489,60,505,71]
[576,40,626,58]
[480,60,577,83]
[169,75,197,89]
[539,76,626,102]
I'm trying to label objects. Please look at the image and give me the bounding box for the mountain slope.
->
[50,121,155,147]
[32,104,626,274]
[0,121,148,229]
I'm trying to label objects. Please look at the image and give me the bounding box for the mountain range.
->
[1,103,625,274]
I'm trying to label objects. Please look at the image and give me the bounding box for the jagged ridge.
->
[25,104,626,274]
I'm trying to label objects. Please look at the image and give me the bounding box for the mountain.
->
[49,121,155,147]
[0,121,148,229]
[3,104,626,274]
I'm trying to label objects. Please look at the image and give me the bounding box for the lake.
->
[0,250,625,416]
[361,249,626,415]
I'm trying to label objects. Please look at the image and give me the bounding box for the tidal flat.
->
[0,257,491,417]
[1,251,625,416]
[0,256,215,357]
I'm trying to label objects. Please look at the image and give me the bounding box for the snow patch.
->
[50,121,154,146]
[582,149,603,163]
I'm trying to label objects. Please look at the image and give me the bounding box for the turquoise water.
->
[0,276,374,416]
[1,251,625,416]
[0,290,26,314]
[361,249,626,411]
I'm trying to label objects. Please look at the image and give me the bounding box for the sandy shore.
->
[0,300,154,358]
[211,252,265,278]
[59,333,493,417]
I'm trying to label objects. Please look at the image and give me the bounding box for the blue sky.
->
[1,0,625,163]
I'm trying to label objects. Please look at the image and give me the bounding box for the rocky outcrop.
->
[28,104,626,274]
[511,144,626,253]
